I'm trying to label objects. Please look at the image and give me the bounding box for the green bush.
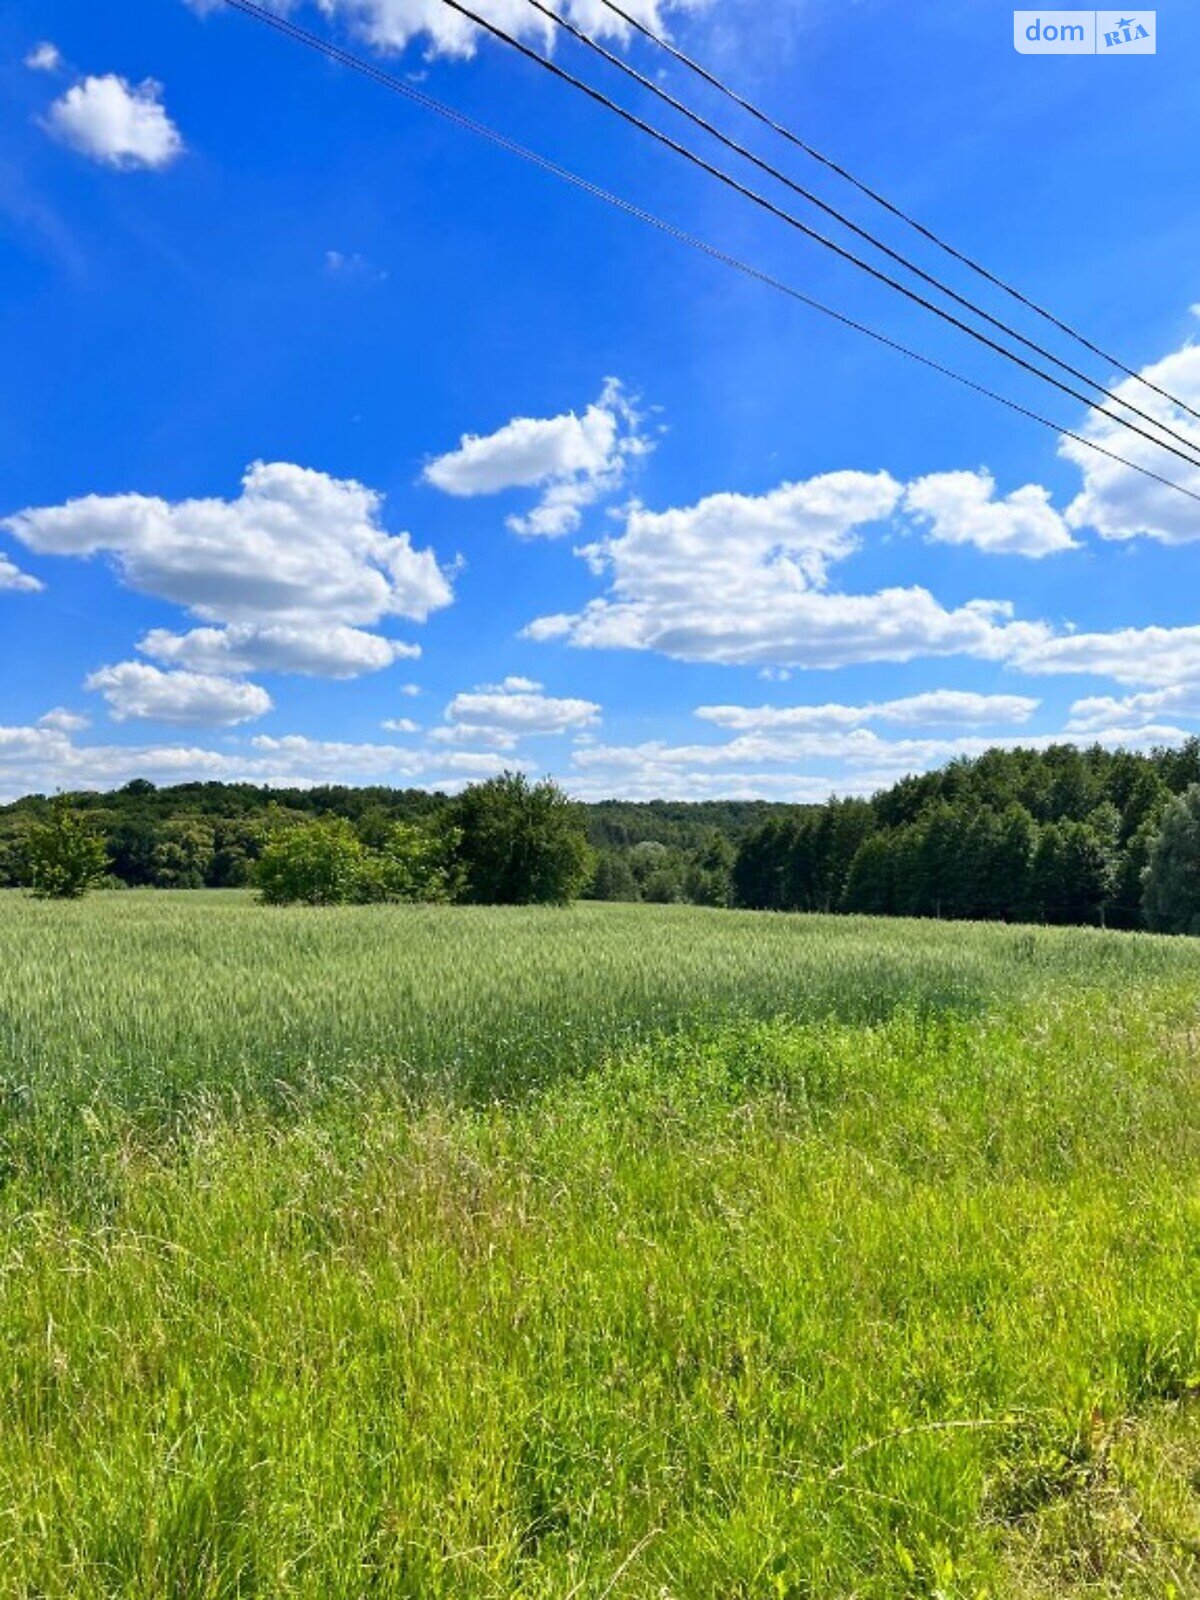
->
[255,816,463,906]
[255,817,367,906]
[354,821,463,904]
[25,797,108,899]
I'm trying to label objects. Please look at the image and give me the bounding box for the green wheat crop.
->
[2,892,1200,1596]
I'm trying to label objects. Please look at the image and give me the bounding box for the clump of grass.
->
[998,1403,1200,1596]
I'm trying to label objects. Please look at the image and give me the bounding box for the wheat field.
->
[3,892,1200,1596]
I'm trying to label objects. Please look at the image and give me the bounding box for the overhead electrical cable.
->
[428,0,1200,474]
[215,0,1200,508]
[587,0,1200,428]
[513,0,1200,466]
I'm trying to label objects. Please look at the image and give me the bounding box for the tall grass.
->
[2,894,1200,1595]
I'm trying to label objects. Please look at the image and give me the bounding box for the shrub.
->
[354,822,463,904]
[255,816,462,907]
[25,797,108,900]
[255,817,367,906]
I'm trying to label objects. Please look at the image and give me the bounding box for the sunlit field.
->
[3,892,1200,1596]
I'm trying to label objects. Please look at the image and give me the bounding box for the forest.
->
[734,739,1200,930]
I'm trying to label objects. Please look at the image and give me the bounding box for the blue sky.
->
[2,0,1199,802]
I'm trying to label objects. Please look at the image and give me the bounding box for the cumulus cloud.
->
[247,734,519,781]
[1061,341,1200,545]
[139,622,419,680]
[905,470,1076,558]
[1013,624,1200,688]
[47,75,184,170]
[0,553,42,593]
[572,728,1007,777]
[0,709,1189,809]
[565,767,849,804]
[86,662,273,726]
[4,462,452,680]
[381,717,421,734]
[424,378,650,538]
[524,471,1049,668]
[1067,685,1200,733]
[436,676,601,748]
[291,0,705,59]
[696,691,1040,734]
[38,707,90,734]
[25,42,62,72]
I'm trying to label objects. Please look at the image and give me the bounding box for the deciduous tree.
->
[452,773,592,906]
[1143,784,1200,935]
[26,797,108,900]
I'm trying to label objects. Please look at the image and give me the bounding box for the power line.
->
[513,0,1200,468]
[588,0,1200,429]
[431,0,1200,476]
[215,0,1200,509]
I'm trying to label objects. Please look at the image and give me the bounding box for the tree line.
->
[733,741,1200,932]
[6,740,1200,929]
[0,780,770,904]
[12,775,593,908]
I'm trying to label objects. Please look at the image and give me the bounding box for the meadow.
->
[2,892,1200,1596]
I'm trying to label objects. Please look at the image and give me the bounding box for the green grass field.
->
[3,893,1200,1597]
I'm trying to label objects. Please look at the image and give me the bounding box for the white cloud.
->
[0,724,522,804]
[5,462,453,680]
[424,378,650,538]
[139,622,419,680]
[696,691,1040,734]
[381,717,421,734]
[38,707,90,734]
[47,75,183,170]
[564,719,1194,804]
[85,662,273,726]
[0,724,72,776]
[0,709,1189,809]
[573,728,1007,776]
[1013,624,1200,688]
[525,470,1049,669]
[0,724,231,801]
[1061,342,1200,546]
[1067,684,1200,733]
[905,470,1076,558]
[438,675,602,747]
[0,553,42,593]
[247,734,519,781]
[25,42,62,72]
[325,249,387,281]
[299,0,705,60]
